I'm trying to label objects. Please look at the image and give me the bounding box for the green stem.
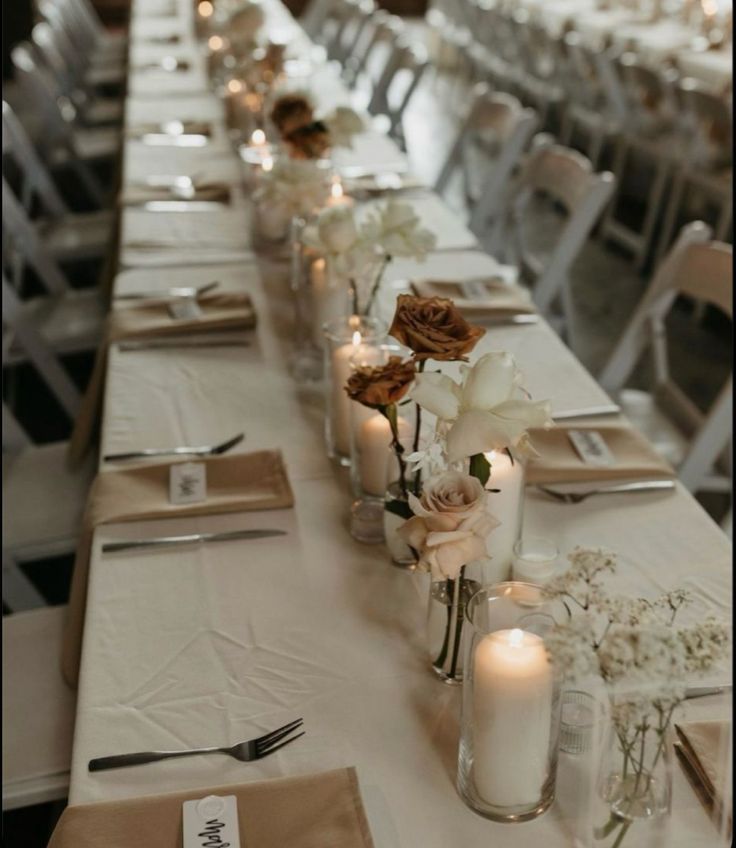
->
[362,255,390,317]
[384,404,408,500]
[610,821,631,848]
[411,360,426,496]
[447,566,466,680]
[349,277,359,315]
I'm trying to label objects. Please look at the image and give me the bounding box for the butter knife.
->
[102,529,287,553]
[552,404,622,420]
[140,133,209,147]
[136,200,229,212]
[684,685,732,700]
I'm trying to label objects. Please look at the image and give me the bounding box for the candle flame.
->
[261,156,274,172]
[485,450,497,461]
[198,1,214,17]
[330,177,344,200]
[208,35,224,51]
[251,129,266,146]
[508,628,524,648]
[227,79,243,94]
[352,331,362,347]
[702,0,717,15]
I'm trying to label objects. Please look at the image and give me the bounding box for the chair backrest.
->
[2,178,69,297]
[37,3,91,92]
[353,13,404,93]
[368,39,427,138]
[615,51,677,131]
[2,275,82,427]
[676,77,733,168]
[301,0,338,39]
[435,84,539,229]
[31,22,77,101]
[2,101,69,221]
[598,221,732,491]
[331,0,375,68]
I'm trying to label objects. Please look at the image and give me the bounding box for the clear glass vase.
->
[458,583,566,822]
[594,704,673,848]
[482,450,526,584]
[288,214,322,381]
[427,568,482,685]
[383,482,417,568]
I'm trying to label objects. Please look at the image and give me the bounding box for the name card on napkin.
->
[170,462,207,504]
[567,430,615,467]
[183,795,241,848]
[168,298,204,321]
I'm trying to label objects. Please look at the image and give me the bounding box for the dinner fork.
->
[88,718,304,771]
[103,432,244,462]
[535,480,676,504]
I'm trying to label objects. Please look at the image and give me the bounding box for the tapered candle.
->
[472,628,554,808]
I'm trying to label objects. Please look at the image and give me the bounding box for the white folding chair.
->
[3,102,114,266]
[56,0,127,63]
[300,0,339,40]
[435,84,539,231]
[367,39,428,147]
[348,12,404,102]
[330,0,375,70]
[485,135,616,342]
[2,605,76,809]
[2,183,106,362]
[599,221,732,498]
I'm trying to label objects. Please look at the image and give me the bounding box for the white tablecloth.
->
[66,1,733,846]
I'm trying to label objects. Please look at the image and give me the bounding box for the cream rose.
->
[399,472,498,580]
[315,205,359,254]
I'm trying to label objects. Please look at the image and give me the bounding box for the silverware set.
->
[535,480,676,504]
[101,528,287,554]
[104,432,244,462]
[115,280,219,301]
[89,717,305,771]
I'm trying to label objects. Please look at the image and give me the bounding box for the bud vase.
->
[426,566,481,684]
[383,482,416,568]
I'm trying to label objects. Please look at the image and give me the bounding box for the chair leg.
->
[2,554,46,611]
[635,157,670,272]
[653,170,686,270]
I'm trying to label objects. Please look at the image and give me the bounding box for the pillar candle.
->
[472,628,554,808]
[331,330,362,456]
[311,259,349,348]
[512,554,557,586]
[326,176,354,208]
[357,414,412,497]
[483,451,525,581]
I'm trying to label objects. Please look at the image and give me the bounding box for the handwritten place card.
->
[568,430,615,468]
[183,794,241,848]
[170,462,207,504]
[460,279,491,300]
[169,297,204,321]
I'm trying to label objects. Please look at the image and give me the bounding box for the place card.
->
[567,430,615,467]
[168,297,204,321]
[183,794,241,848]
[170,462,207,504]
[460,279,491,300]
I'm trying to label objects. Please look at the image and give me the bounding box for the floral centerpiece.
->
[252,158,331,241]
[543,548,730,848]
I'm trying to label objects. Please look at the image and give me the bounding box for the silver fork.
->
[115,281,219,301]
[103,432,244,462]
[536,480,676,504]
[88,718,304,771]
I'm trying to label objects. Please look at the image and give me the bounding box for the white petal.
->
[410,372,462,420]
[445,409,527,462]
[461,351,518,411]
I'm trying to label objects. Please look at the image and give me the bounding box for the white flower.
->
[321,106,366,149]
[362,200,437,260]
[405,440,446,477]
[410,351,552,463]
[399,471,498,580]
[254,158,330,218]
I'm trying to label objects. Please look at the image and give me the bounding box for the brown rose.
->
[284,120,331,160]
[388,294,485,361]
[270,93,315,137]
[345,356,416,409]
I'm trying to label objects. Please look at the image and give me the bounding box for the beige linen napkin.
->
[62,449,293,688]
[525,425,676,484]
[47,767,375,848]
[675,721,732,835]
[125,120,212,138]
[119,182,232,205]
[411,277,535,316]
[67,292,257,467]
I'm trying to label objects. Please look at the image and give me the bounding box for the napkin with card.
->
[67,292,257,467]
[126,121,212,139]
[675,720,732,836]
[47,768,375,848]
[525,425,676,484]
[411,271,535,317]
[61,450,294,688]
[120,181,232,205]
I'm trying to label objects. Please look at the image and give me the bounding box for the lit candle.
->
[310,258,350,348]
[251,128,267,147]
[357,413,412,496]
[472,628,554,808]
[326,175,353,208]
[483,450,525,581]
[331,326,362,456]
[196,0,214,37]
[512,539,558,586]
[224,78,244,129]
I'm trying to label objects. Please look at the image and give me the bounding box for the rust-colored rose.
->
[345,356,416,408]
[284,120,331,160]
[270,93,315,137]
[388,294,485,361]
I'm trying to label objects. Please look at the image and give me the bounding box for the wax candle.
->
[326,176,353,208]
[483,451,525,581]
[472,628,554,808]
[311,258,349,348]
[357,413,411,497]
[331,327,362,456]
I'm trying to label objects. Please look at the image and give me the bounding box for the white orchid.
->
[410,351,552,464]
[321,106,367,149]
[361,200,437,260]
[254,158,330,218]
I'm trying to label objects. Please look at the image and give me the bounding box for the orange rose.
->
[388,294,485,361]
[284,120,331,160]
[345,356,416,408]
[270,93,315,137]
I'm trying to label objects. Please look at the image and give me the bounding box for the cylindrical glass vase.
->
[427,567,482,684]
[481,450,526,584]
[458,582,564,822]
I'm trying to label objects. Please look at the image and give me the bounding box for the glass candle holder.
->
[458,582,565,822]
[482,450,526,583]
[512,537,559,586]
[322,316,386,465]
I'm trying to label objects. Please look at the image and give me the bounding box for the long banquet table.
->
[67,0,733,845]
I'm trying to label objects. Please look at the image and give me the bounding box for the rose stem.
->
[411,360,425,496]
[433,578,453,669]
[362,254,390,317]
[387,406,409,499]
[448,565,465,680]
[349,278,359,315]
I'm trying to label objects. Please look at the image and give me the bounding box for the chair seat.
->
[17,288,106,359]
[618,388,688,469]
[86,62,126,88]
[41,210,114,263]
[81,97,124,127]
[2,605,76,810]
[72,126,120,162]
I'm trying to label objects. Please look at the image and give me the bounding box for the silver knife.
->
[140,134,209,147]
[684,685,732,700]
[553,404,622,420]
[117,337,250,351]
[136,200,229,212]
[102,529,287,553]
[476,313,538,326]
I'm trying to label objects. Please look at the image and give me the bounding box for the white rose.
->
[316,205,359,254]
[323,106,366,149]
[399,471,498,580]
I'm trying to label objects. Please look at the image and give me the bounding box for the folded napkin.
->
[411,275,534,316]
[675,721,732,835]
[119,182,232,205]
[62,449,293,688]
[125,120,211,138]
[48,767,375,848]
[67,292,257,467]
[525,425,676,484]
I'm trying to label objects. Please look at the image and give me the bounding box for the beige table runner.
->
[48,767,375,848]
[526,425,676,484]
[67,293,257,467]
[62,449,293,687]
